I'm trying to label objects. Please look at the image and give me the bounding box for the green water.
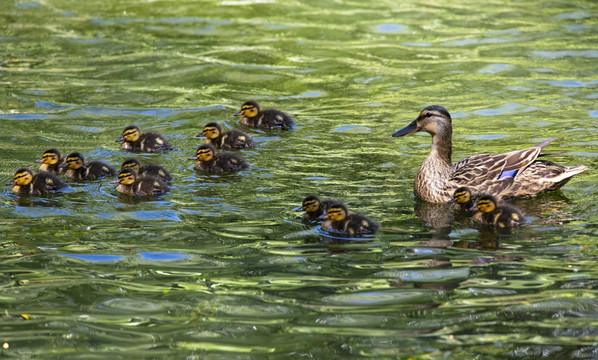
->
[1,0,597,358]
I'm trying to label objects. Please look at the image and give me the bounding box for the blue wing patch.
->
[498,169,518,179]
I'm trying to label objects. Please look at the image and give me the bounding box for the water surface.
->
[1,0,597,358]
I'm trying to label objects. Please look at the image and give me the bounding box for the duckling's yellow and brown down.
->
[472,194,526,228]
[115,168,170,196]
[196,122,255,150]
[188,144,249,173]
[7,167,67,195]
[62,152,116,180]
[121,158,173,182]
[234,101,294,130]
[116,125,172,152]
[321,201,378,236]
[35,148,64,175]
[299,195,337,221]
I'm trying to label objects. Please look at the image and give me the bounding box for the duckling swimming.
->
[188,144,249,173]
[472,194,526,228]
[115,168,169,196]
[121,158,173,182]
[116,125,172,152]
[321,202,378,236]
[62,152,116,180]
[234,101,294,130]
[452,187,476,212]
[35,148,64,175]
[299,195,337,221]
[196,122,256,150]
[7,167,67,195]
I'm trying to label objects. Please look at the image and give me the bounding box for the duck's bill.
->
[187,156,197,160]
[34,158,44,163]
[392,119,419,137]
[110,179,120,184]
[292,206,304,212]
[6,180,15,185]
[233,111,242,116]
[115,136,124,142]
[194,132,204,138]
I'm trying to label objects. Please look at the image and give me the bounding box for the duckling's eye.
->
[425,112,432,117]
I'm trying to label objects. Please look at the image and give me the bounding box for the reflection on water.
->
[1,0,597,358]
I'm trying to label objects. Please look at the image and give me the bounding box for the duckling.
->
[116,125,172,152]
[62,152,116,180]
[121,158,173,182]
[452,187,476,212]
[299,195,337,221]
[115,168,169,196]
[7,167,66,195]
[195,122,256,150]
[472,194,526,228]
[234,101,294,130]
[34,148,64,175]
[321,202,378,236]
[188,144,249,174]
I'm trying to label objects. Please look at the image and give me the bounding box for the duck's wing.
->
[450,138,556,188]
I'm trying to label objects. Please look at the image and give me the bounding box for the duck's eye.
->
[425,112,432,117]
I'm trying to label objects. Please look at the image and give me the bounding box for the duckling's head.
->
[121,158,141,172]
[188,144,216,162]
[301,195,321,213]
[64,153,84,170]
[234,101,259,118]
[199,122,223,139]
[35,148,61,165]
[117,168,138,186]
[8,168,34,186]
[474,195,498,213]
[392,105,452,137]
[326,202,348,222]
[117,125,141,142]
[453,187,473,205]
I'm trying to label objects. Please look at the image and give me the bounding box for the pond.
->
[1,0,597,358]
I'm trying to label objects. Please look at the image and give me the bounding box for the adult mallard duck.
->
[234,101,294,130]
[7,168,67,195]
[196,122,256,150]
[472,194,526,228]
[392,105,587,203]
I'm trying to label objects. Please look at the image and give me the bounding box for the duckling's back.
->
[344,213,378,236]
[31,172,67,195]
[210,153,249,173]
[140,164,173,182]
[218,130,256,149]
[493,204,526,228]
[247,109,294,130]
[85,162,116,180]
[139,132,172,152]
[134,176,170,196]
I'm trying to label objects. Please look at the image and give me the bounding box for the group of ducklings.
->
[298,195,378,236]
[8,101,291,196]
[9,101,374,236]
[452,187,526,229]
